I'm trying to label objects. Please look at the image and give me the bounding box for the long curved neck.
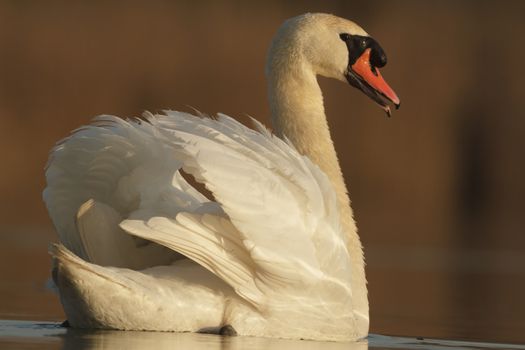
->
[268,57,359,242]
[269,65,350,219]
[267,53,369,333]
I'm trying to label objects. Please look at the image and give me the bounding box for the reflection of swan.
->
[59,330,525,350]
[44,13,399,341]
[61,328,369,350]
[3,321,524,350]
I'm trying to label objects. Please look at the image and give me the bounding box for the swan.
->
[43,13,400,342]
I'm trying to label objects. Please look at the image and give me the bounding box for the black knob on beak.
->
[370,44,387,68]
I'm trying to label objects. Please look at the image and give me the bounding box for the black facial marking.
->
[339,33,351,41]
[340,33,398,114]
[339,33,388,69]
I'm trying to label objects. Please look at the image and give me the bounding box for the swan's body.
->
[44,13,399,341]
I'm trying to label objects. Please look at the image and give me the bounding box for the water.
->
[2,320,525,350]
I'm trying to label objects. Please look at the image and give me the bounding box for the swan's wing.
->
[75,198,184,270]
[44,116,207,268]
[121,211,262,303]
[121,112,352,306]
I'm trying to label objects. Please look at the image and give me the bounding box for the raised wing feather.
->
[145,112,352,290]
[121,211,263,304]
[44,116,206,267]
[46,111,353,310]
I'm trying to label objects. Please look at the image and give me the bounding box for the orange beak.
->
[351,48,400,107]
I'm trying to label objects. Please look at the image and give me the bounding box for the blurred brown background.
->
[0,0,524,344]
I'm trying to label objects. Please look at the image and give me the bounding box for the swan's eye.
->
[339,33,351,41]
[360,39,367,48]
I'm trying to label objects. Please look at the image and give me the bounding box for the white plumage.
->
[46,111,357,340]
[43,13,400,341]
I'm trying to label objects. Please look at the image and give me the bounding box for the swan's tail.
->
[50,242,229,331]
[43,114,208,268]
[50,243,134,328]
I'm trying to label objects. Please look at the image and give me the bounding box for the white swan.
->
[44,13,399,342]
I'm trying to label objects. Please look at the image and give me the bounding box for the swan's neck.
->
[269,67,348,212]
[267,57,368,328]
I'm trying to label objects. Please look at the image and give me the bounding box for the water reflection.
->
[61,328,368,350]
[0,320,368,350]
[2,321,525,350]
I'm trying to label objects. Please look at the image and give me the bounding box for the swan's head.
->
[267,13,400,116]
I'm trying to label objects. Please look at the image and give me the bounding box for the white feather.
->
[45,13,376,341]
